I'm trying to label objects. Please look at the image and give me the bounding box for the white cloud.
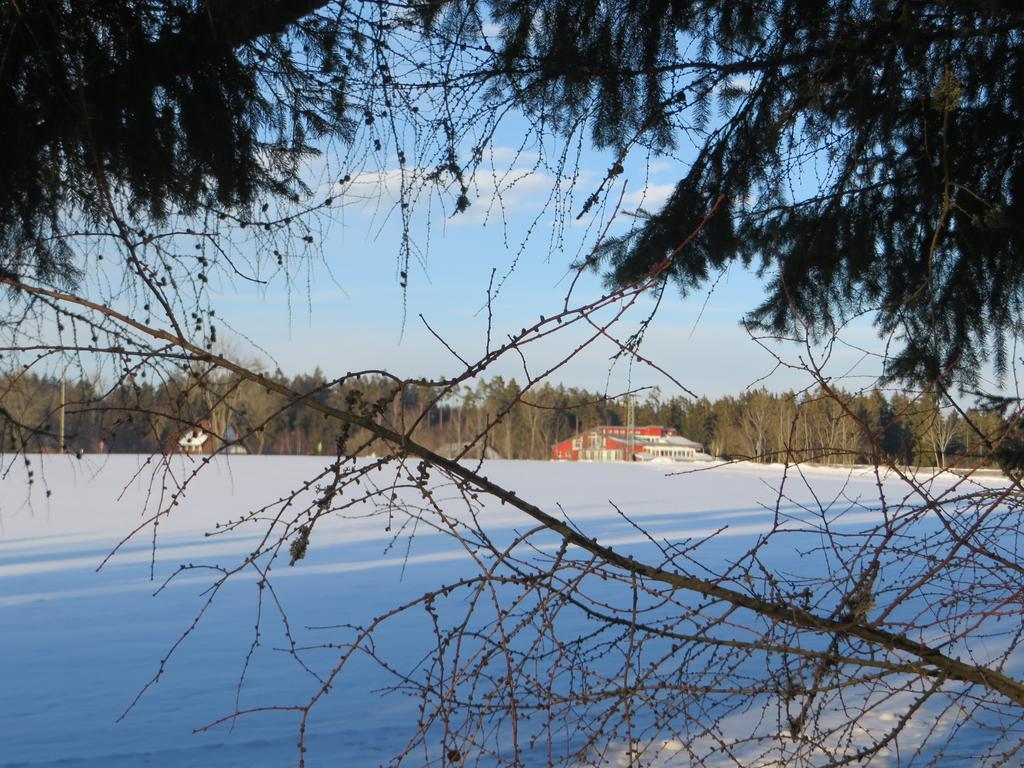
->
[482,146,541,166]
[480,22,503,39]
[623,183,676,210]
[319,163,558,227]
[451,166,557,225]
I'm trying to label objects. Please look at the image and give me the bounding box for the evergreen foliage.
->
[6,5,1024,759]
[1,368,1008,469]
[0,0,355,283]
[482,0,1024,384]
[2,1,1023,385]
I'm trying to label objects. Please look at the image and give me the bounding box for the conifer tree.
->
[3,1,1022,384]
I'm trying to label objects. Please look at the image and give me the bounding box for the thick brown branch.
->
[5,274,1024,710]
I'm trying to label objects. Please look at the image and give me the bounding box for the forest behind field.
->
[0,367,1004,468]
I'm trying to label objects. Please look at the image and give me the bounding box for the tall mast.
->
[58,373,65,452]
[626,395,635,461]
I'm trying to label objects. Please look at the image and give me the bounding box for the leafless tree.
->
[3,2,1024,766]
[5,209,1024,766]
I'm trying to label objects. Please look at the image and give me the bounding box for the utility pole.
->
[626,395,635,461]
[58,373,65,452]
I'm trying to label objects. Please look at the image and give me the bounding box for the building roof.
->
[177,428,209,449]
[551,426,704,452]
[662,435,703,448]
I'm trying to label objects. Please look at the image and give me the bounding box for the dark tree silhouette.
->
[4,3,1024,767]
[4,0,1023,382]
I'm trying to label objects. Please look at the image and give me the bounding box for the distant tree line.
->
[0,366,1012,469]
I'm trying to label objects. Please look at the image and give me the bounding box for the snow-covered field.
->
[0,455,1005,767]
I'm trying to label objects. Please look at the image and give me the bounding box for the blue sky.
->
[197,112,1011,402]
[206,141,903,401]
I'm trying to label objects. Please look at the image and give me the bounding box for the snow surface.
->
[0,455,1004,767]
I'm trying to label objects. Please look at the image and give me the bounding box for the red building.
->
[551,425,704,462]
